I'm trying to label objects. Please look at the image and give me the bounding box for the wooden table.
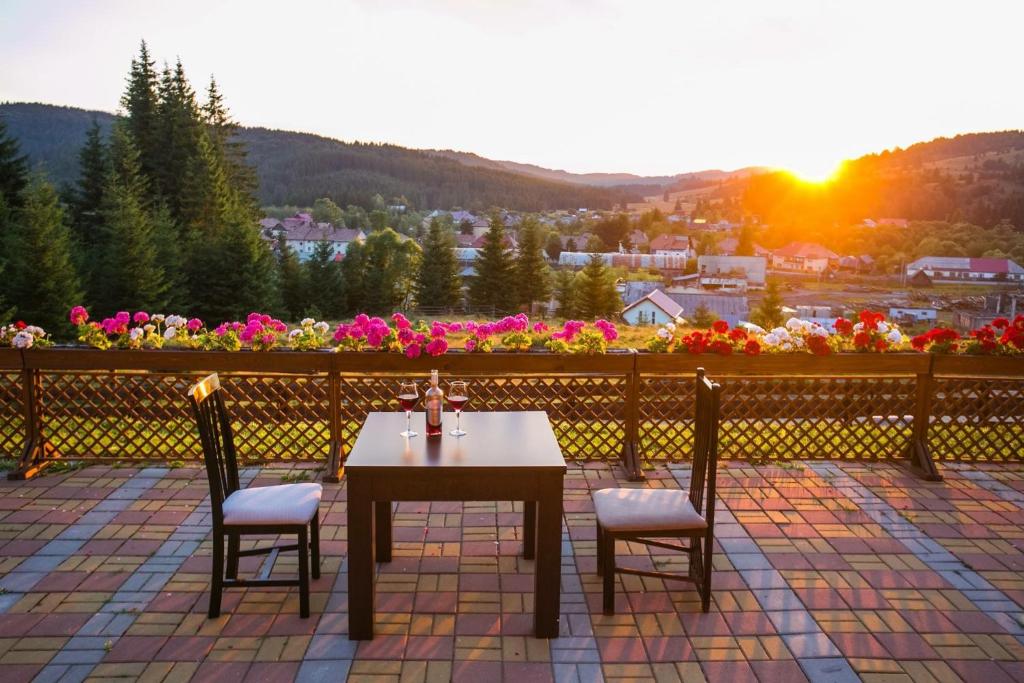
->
[346,411,567,639]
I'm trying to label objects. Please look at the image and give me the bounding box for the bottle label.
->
[426,395,443,434]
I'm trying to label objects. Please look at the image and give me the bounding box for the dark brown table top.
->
[345,411,567,472]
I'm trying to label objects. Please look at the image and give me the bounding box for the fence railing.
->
[2,348,1022,481]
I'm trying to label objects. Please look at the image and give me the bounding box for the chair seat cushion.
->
[222,483,322,526]
[593,488,707,532]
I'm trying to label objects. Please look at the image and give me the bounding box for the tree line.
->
[0,43,622,336]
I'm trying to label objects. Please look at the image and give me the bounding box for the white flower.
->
[151,314,165,324]
[810,326,829,338]
[300,318,315,327]
[656,328,671,340]
[12,330,34,349]
[289,329,302,338]
[763,333,779,346]
[163,328,177,340]
[129,328,144,341]
[781,342,793,351]
[25,326,45,337]
[853,322,864,332]
[143,324,155,334]
[314,321,330,334]
[887,329,902,344]
[742,323,765,335]
[785,317,804,331]
[665,322,676,332]
[877,321,890,333]
[166,315,185,328]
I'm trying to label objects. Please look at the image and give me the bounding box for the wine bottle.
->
[425,369,444,437]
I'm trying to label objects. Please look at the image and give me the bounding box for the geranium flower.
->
[712,320,729,334]
[69,306,89,326]
[405,343,422,358]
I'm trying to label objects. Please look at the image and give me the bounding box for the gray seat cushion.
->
[593,488,707,532]
[222,483,322,526]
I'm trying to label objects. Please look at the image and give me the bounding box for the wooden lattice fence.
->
[1,348,1022,481]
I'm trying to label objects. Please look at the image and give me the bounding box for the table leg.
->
[523,501,536,560]
[348,479,375,640]
[376,501,392,562]
[534,477,563,638]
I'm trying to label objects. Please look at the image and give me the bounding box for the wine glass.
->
[398,380,419,437]
[447,380,469,437]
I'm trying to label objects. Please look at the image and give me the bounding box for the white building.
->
[622,290,684,326]
[285,227,366,262]
[698,255,767,289]
[905,257,1024,283]
[889,307,938,323]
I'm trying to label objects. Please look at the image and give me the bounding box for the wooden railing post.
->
[904,357,942,481]
[8,355,58,480]
[620,350,644,481]
[324,367,343,483]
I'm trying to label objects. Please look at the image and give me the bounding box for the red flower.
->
[712,320,729,334]
[807,335,831,355]
[833,317,853,335]
[874,339,887,352]
[911,334,928,351]
[858,310,884,331]
[728,328,748,342]
[710,340,732,356]
[743,339,761,355]
[853,331,870,348]
[14,321,26,330]
[991,317,1010,330]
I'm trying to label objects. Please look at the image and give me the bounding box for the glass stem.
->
[407,410,411,434]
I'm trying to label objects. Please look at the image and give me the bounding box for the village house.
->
[621,289,684,326]
[889,307,938,324]
[906,256,1024,284]
[664,290,750,327]
[770,242,839,273]
[697,255,767,289]
[649,234,694,258]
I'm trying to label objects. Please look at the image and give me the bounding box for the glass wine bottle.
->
[425,369,444,437]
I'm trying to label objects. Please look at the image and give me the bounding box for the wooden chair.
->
[188,373,322,618]
[593,368,721,613]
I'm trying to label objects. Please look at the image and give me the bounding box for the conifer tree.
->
[93,126,169,312]
[71,120,108,249]
[575,255,621,319]
[415,218,461,309]
[276,234,308,320]
[154,59,204,221]
[690,304,716,328]
[305,239,346,318]
[514,217,550,308]
[120,41,161,184]
[751,279,784,329]
[0,117,28,210]
[468,213,516,313]
[736,223,756,256]
[554,269,577,319]
[203,77,258,207]
[3,178,82,334]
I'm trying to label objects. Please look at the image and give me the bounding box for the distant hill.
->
[0,102,637,211]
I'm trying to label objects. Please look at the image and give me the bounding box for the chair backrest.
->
[188,373,239,519]
[690,368,721,526]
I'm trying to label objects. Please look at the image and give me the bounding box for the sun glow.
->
[784,159,845,184]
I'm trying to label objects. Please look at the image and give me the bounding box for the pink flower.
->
[426,337,448,356]
[392,312,411,329]
[414,333,427,344]
[448,321,463,333]
[465,338,477,352]
[214,323,229,336]
[260,333,276,345]
[187,318,203,332]
[272,320,287,333]
[465,321,478,334]
[133,311,149,324]
[260,314,272,325]
[366,328,384,348]
[405,343,422,359]
[532,322,549,334]
[430,322,447,338]
[247,312,261,324]
[333,324,350,342]
[398,327,415,344]
[115,311,130,324]
[595,319,618,342]
[69,306,89,326]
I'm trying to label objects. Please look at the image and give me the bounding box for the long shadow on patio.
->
[0,460,1022,683]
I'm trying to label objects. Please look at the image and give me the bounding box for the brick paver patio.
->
[0,460,1021,683]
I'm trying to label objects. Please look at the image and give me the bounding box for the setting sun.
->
[782,159,846,184]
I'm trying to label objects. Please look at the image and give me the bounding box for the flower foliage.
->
[1,321,51,349]
[647,311,908,355]
[912,315,1024,355]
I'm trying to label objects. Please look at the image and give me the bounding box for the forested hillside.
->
[0,102,633,211]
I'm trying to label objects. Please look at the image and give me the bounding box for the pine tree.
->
[514,217,550,308]
[276,234,309,320]
[3,178,82,334]
[0,117,28,209]
[154,59,204,221]
[544,232,562,261]
[554,269,577,318]
[305,239,346,318]
[575,255,621,319]
[415,218,461,309]
[120,41,161,184]
[751,279,784,329]
[203,77,258,208]
[736,223,755,256]
[150,202,186,311]
[71,120,108,249]
[92,126,169,312]
[468,213,516,313]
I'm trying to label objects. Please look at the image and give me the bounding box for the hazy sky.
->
[2,0,1021,177]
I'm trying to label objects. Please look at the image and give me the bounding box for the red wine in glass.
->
[447,395,468,411]
[398,381,419,437]
[448,381,468,436]
[399,394,418,412]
